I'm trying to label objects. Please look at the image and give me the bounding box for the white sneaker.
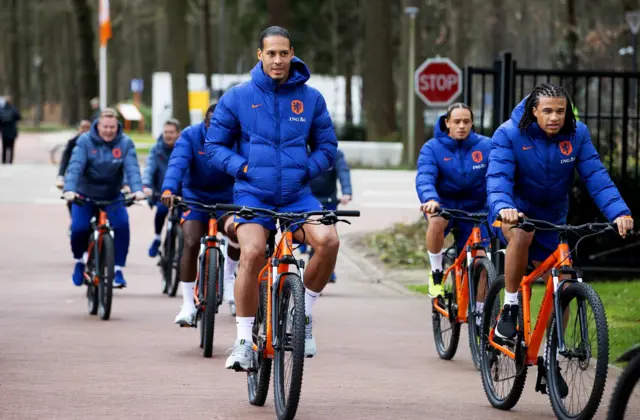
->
[225,339,255,371]
[305,316,316,358]
[228,301,236,316]
[174,305,197,327]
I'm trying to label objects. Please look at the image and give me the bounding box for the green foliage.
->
[363,217,429,268]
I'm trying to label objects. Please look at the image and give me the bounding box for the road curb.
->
[341,236,420,297]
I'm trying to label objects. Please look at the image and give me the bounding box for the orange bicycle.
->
[430,208,497,369]
[216,203,360,420]
[480,216,615,420]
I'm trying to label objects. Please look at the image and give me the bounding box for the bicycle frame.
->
[85,209,111,286]
[433,225,489,323]
[488,239,580,365]
[257,226,304,359]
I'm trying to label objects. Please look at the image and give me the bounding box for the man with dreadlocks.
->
[486,82,633,396]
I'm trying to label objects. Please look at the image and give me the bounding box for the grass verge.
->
[406,281,640,366]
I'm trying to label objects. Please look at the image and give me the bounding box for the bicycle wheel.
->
[248,280,272,406]
[273,274,306,420]
[86,237,99,315]
[202,248,219,358]
[168,224,183,298]
[98,233,115,321]
[546,282,609,420]
[607,352,640,420]
[479,276,528,410]
[161,229,173,294]
[468,256,497,370]
[431,246,460,360]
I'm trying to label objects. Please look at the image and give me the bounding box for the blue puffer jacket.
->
[415,115,492,211]
[143,135,173,192]
[64,120,142,199]
[204,56,338,206]
[162,122,234,204]
[486,97,631,223]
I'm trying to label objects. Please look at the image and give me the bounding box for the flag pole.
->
[100,46,107,110]
[99,0,112,110]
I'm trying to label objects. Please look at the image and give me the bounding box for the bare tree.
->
[166,0,190,126]
[267,0,289,28]
[71,0,98,118]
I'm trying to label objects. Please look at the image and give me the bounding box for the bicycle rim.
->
[431,252,460,360]
[169,225,183,297]
[98,233,115,321]
[202,249,218,358]
[547,282,609,420]
[273,274,305,420]
[479,276,527,410]
[468,257,497,370]
[248,280,272,406]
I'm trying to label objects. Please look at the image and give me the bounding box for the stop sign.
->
[414,57,462,107]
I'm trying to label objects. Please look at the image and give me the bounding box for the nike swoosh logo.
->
[522,146,533,150]
[252,104,262,108]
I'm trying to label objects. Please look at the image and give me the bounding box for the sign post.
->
[414,57,462,108]
[405,6,419,165]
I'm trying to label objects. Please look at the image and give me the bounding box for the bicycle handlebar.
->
[496,214,618,233]
[213,202,360,219]
[434,208,488,223]
[63,194,135,207]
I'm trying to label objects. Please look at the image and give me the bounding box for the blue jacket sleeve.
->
[143,144,158,188]
[575,127,631,220]
[335,149,352,196]
[162,133,192,194]
[415,142,440,203]
[486,127,517,214]
[63,137,88,192]
[122,139,143,192]
[205,90,247,178]
[307,94,338,181]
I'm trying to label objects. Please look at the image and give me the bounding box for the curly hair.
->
[518,82,576,135]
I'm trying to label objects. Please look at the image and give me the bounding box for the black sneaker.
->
[554,361,569,399]
[495,304,518,339]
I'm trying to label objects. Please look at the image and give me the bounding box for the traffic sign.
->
[130,78,144,93]
[414,57,462,107]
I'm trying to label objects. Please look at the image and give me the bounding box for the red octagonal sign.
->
[414,57,462,107]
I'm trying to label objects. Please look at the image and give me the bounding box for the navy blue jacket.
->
[162,122,234,204]
[416,115,492,211]
[63,120,143,199]
[486,97,631,223]
[143,135,173,192]
[204,56,338,206]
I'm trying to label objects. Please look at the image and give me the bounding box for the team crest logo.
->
[112,147,122,159]
[559,141,572,156]
[472,151,483,163]
[291,100,304,115]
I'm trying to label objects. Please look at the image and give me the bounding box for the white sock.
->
[224,255,239,283]
[476,301,484,313]
[181,282,196,310]
[82,251,88,263]
[236,317,254,343]
[304,287,320,317]
[114,265,123,272]
[505,291,519,306]
[428,251,443,272]
[155,234,161,240]
[476,301,484,326]
[75,258,83,264]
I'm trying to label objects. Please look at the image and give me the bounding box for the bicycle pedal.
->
[535,356,548,395]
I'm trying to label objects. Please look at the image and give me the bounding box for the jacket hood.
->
[250,56,311,92]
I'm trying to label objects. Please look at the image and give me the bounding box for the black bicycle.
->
[68,195,135,321]
[157,198,183,297]
[174,198,226,358]
[214,203,360,420]
[607,344,640,420]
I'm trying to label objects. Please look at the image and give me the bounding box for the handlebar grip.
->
[216,203,244,211]
[333,210,360,217]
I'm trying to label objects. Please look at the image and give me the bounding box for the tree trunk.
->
[203,0,214,91]
[166,0,190,126]
[71,0,99,118]
[267,0,289,29]
[9,0,21,107]
[362,0,397,141]
[489,0,505,61]
[565,0,579,71]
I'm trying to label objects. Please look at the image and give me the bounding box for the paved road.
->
[0,133,636,420]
